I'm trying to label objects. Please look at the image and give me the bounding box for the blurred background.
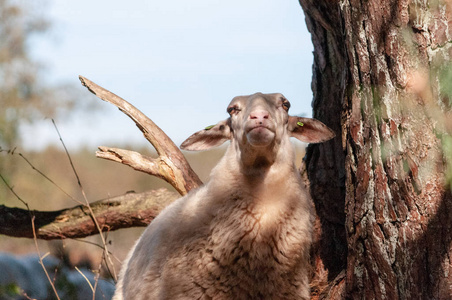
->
[16,0,314,150]
[0,0,314,294]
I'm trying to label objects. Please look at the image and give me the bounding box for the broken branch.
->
[79,76,202,195]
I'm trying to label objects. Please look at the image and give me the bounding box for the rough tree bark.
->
[300,0,452,299]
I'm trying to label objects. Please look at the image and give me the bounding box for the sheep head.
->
[181,92,334,148]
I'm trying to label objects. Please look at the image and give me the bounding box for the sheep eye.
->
[282,99,291,111]
[227,106,240,115]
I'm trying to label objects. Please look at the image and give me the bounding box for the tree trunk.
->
[300,0,452,299]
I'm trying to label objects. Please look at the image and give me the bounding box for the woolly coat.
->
[114,143,313,300]
[113,92,335,300]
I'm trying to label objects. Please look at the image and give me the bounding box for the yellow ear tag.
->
[205,125,215,130]
[297,121,304,127]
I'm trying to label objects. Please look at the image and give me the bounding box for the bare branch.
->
[96,146,167,182]
[79,76,202,195]
[0,77,201,240]
[0,188,179,240]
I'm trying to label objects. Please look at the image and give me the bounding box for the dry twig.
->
[31,216,61,300]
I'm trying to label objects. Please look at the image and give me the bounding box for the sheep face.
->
[180,93,335,156]
[229,93,289,149]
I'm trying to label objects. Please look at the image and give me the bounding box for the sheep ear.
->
[288,116,335,143]
[180,119,232,151]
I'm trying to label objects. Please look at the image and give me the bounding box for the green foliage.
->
[441,134,452,189]
[439,62,452,105]
[437,61,452,188]
[52,271,78,300]
[0,0,50,149]
[0,283,21,298]
[0,0,99,206]
[0,0,94,151]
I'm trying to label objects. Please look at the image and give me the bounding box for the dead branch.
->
[95,146,170,184]
[0,78,200,240]
[0,188,179,240]
[79,76,202,195]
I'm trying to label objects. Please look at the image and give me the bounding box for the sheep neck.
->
[211,137,298,192]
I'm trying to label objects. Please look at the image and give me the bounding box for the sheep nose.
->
[249,110,269,122]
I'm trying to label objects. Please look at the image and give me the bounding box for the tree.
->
[300,0,452,298]
[0,0,95,207]
[1,0,49,149]
[0,0,89,151]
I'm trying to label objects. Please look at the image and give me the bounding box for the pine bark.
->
[300,0,452,299]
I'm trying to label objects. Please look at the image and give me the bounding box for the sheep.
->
[113,93,335,300]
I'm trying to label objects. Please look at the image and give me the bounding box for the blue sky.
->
[23,0,314,150]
